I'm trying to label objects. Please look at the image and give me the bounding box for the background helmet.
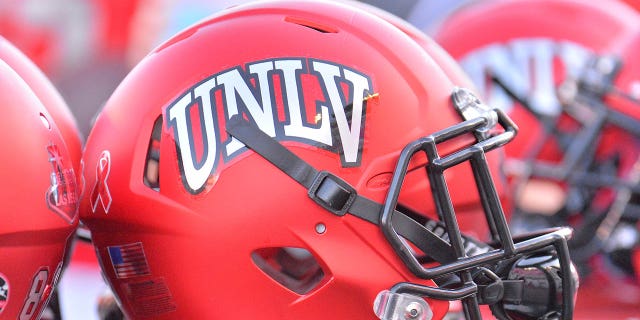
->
[0,57,79,318]
[434,0,639,168]
[80,1,575,319]
[556,30,640,288]
[433,0,640,264]
[0,36,82,181]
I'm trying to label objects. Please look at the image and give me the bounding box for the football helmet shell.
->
[0,36,82,180]
[0,58,79,318]
[338,0,477,90]
[622,0,640,11]
[80,1,574,319]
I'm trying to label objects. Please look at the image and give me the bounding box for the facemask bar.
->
[378,89,575,319]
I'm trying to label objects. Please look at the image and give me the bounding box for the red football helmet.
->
[0,36,83,180]
[0,58,79,318]
[80,1,576,319]
[434,0,640,280]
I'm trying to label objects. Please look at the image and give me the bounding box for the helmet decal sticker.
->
[166,57,373,194]
[107,242,151,279]
[122,278,176,317]
[19,267,49,320]
[90,150,112,213]
[45,142,78,224]
[0,274,8,315]
[459,38,593,116]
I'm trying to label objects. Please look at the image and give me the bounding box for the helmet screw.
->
[404,302,422,319]
[315,223,326,234]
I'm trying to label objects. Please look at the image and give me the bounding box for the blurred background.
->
[1,0,639,319]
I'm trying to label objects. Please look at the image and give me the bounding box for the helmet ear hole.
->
[143,116,163,191]
[251,247,325,295]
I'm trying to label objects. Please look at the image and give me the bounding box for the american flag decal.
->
[108,242,151,279]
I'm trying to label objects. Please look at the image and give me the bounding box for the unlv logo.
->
[459,38,593,115]
[167,58,373,194]
[46,143,78,224]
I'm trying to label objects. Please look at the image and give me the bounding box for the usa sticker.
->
[90,150,112,213]
[167,57,374,194]
[0,273,8,315]
[46,142,79,224]
[108,242,151,279]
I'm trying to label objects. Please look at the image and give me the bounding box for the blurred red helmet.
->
[0,57,79,318]
[622,0,640,11]
[435,0,639,162]
[80,1,576,319]
[434,0,640,282]
[559,30,640,283]
[0,36,82,175]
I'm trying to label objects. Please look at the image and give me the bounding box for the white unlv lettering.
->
[167,58,371,193]
[460,38,593,116]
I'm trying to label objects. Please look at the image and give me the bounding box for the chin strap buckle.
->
[308,171,357,216]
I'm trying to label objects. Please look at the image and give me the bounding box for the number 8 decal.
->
[19,268,49,320]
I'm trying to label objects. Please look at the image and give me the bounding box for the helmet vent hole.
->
[39,113,51,130]
[284,16,338,34]
[143,116,163,191]
[251,247,325,295]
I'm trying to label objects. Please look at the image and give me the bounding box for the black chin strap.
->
[226,115,488,266]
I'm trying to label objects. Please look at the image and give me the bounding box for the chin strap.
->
[225,115,489,266]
